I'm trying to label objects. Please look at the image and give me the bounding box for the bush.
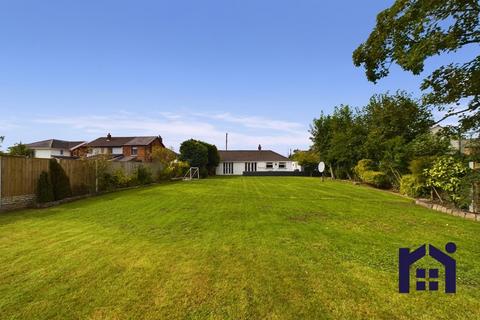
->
[49,159,72,200]
[457,170,480,209]
[354,159,390,188]
[112,169,133,188]
[354,159,376,180]
[409,156,435,178]
[400,174,427,198]
[362,170,390,189]
[36,171,54,203]
[179,139,209,169]
[171,161,189,178]
[199,167,209,178]
[157,166,174,181]
[99,172,115,191]
[135,165,153,185]
[425,156,469,205]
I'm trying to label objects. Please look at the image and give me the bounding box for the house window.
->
[131,147,138,155]
[279,162,286,169]
[244,162,257,172]
[266,162,273,169]
[60,150,64,155]
[223,162,234,174]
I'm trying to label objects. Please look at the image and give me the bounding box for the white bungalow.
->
[216,145,300,175]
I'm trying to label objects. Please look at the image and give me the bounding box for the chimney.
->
[158,135,163,144]
[258,144,262,151]
[106,133,112,141]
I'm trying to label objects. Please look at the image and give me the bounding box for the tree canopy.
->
[291,149,320,176]
[7,142,34,157]
[353,0,480,130]
[179,139,220,176]
[310,92,439,181]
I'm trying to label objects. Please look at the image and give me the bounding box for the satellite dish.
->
[318,161,325,173]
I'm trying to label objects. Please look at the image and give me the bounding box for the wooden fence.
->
[0,156,161,210]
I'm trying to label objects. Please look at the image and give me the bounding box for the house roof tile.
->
[218,150,290,162]
[87,136,164,147]
[26,139,86,150]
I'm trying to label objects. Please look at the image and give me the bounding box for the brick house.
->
[79,133,166,162]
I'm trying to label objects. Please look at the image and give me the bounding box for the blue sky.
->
[0,1,476,154]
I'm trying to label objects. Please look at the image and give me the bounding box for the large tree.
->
[361,92,433,167]
[353,0,480,130]
[179,139,220,176]
[310,105,366,179]
[179,139,208,169]
[310,92,434,181]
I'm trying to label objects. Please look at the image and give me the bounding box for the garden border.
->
[415,199,480,222]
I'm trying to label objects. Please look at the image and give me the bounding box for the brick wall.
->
[0,194,36,211]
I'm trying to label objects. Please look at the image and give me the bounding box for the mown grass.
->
[0,177,479,319]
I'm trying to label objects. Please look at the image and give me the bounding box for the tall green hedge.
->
[36,171,54,203]
[354,159,390,189]
[49,159,72,201]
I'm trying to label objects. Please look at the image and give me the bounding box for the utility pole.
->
[225,133,228,151]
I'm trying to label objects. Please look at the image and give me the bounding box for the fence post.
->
[0,156,2,208]
[95,160,99,193]
[469,162,477,213]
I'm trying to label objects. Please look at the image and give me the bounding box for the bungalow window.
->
[244,162,257,172]
[131,147,138,155]
[279,162,286,169]
[266,162,273,169]
[223,162,234,174]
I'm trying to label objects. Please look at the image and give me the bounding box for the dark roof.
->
[88,137,135,147]
[26,139,86,150]
[218,150,290,162]
[123,137,158,146]
[87,136,164,147]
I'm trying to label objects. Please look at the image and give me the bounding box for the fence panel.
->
[107,161,163,176]
[59,159,96,193]
[0,156,50,209]
[1,156,50,198]
[0,156,165,210]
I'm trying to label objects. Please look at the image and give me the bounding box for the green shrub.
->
[36,171,54,203]
[99,172,115,191]
[112,169,133,188]
[409,156,435,178]
[199,167,209,178]
[135,165,153,185]
[49,159,72,200]
[362,170,390,189]
[354,159,376,180]
[457,170,480,209]
[171,161,189,178]
[425,156,469,205]
[157,166,174,181]
[400,174,427,198]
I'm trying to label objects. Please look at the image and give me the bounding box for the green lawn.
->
[0,177,479,319]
